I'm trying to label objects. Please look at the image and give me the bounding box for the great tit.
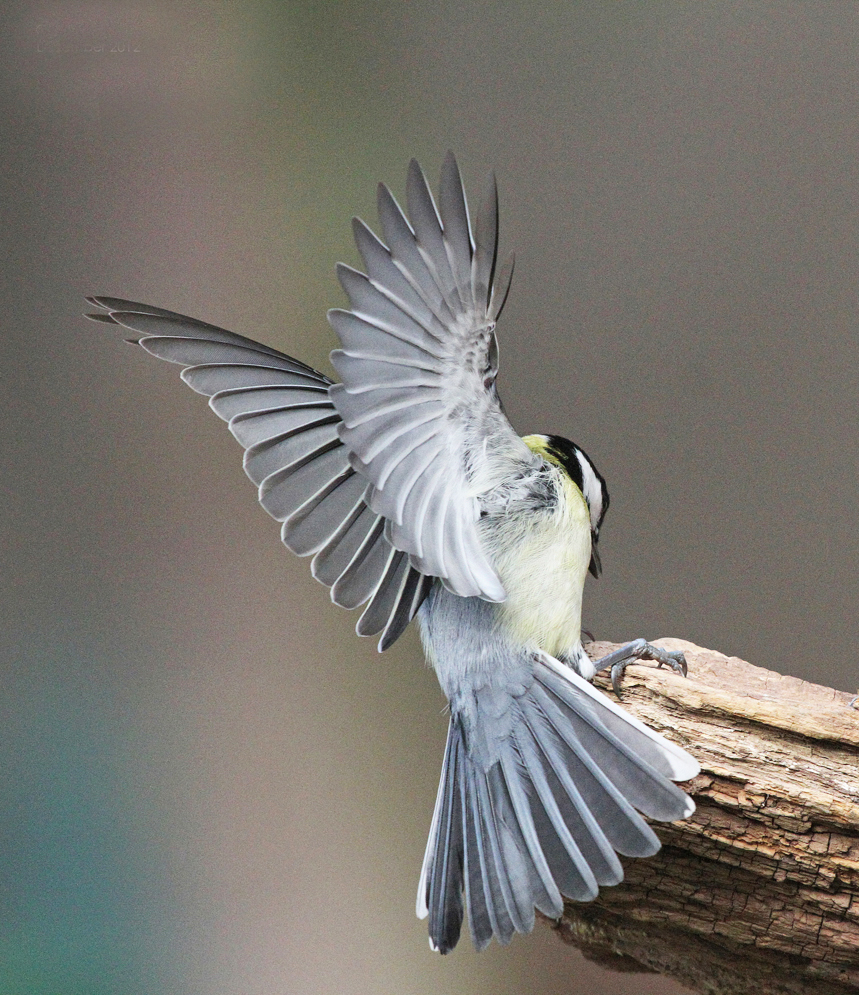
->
[86,154,699,954]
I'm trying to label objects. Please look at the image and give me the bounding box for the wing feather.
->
[335,266,448,356]
[329,156,529,601]
[183,364,329,395]
[282,466,366,556]
[328,309,446,369]
[377,183,455,324]
[90,156,519,633]
[356,550,411,636]
[86,298,430,648]
[351,218,449,341]
[209,385,329,421]
[438,152,474,309]
[331,518,395,609]
[406,158,463,314]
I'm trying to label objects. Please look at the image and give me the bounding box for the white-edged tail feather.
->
[418,652,697,953]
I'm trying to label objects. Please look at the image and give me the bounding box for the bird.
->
[86,153,699,954]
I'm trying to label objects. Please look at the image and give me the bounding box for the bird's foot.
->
[593,638,688,695]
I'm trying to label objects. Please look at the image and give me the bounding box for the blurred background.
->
[1,2,858,993]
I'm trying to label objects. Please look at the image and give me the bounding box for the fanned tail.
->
[417,654,698,953]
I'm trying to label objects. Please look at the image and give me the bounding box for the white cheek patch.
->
[575,448,603,531]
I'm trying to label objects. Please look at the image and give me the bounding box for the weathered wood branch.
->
[552,640,859,995]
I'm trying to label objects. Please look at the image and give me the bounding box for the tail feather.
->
[534,663,694,823]
[425,724,465,953]
[419,655,698,952]
[537,650,698,782]
[516,704,620,891]
[496,750,564,915]
[472,767,522,942]
[513,715,599,901]
[461,768,494,951]
[531,684,662,858]
[476,770,528,938]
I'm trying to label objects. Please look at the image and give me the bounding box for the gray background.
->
[2,3,857,993]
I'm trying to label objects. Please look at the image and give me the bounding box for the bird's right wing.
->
[85,297,433,651]
[328,153,534,602]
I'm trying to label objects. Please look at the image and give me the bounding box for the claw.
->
[654,648,688,679]
[596,639,689,696]
[610,660,629,695]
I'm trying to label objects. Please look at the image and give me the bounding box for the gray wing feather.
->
[139,336,304,370]
[330,351,438,390]
[488,253,515,322]
[376,568,429,651]
[328,309,446,369]
[406,159,462,313]
[243,430,339,486]
[355,550,411,637]
[259,440,345,522]
[377,183,453,322]
[438,152,474,308]
[228,408,339,449]
[338,402,444,471]
[334,267,447,355]
[183,364,329,395]
[351,219,449,340]
[329,156,529,602]
[209,386,329,420]
[310,501,381,588]
[331,383,442,431]
[331,518,394,609]
[282,468,366,556]
[471,177,498,311]
[87,297,431,649]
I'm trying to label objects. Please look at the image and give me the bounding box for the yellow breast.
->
[490,445,592,658]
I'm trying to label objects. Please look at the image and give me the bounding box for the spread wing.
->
[86,153,527,639]
[328,153,530,601]
[85,297,433,651]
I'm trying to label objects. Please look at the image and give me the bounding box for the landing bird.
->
[86,153,699,953]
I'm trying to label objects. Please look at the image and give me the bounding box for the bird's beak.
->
[588,543,602,578]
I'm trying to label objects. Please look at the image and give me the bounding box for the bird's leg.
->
[592,638,688,695]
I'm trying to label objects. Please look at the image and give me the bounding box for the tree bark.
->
[552,640,859,995]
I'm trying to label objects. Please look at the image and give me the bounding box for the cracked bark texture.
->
[552,640,859,995]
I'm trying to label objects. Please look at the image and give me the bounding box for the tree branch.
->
[553,640,859,995]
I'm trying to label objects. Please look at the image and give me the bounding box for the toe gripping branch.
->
[593,639,688,695]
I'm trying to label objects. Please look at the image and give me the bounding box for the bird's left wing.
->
[85,297,432,650]
[328,153,533,602]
